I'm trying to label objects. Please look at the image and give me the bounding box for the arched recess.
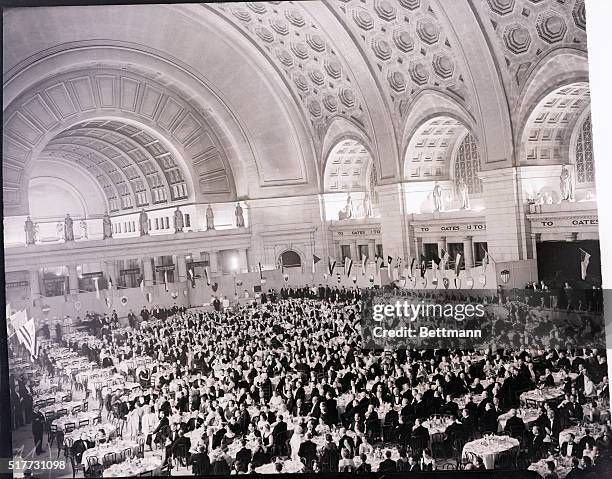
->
[29,176,88,220]
[3,63,241,216]
[400,90,480,179]
[279,250,302,269]
[518,82,590,166]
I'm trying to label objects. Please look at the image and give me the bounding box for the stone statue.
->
[102,211,113,239]
[173,207,184,233]
[56,222,64,240]
[235,202,245,228]
[139,208,149,236]
[362,191,373,218]
[432,182,443,212]
[346,193,354,219]
[206,204,215,230]
[24,216,36,245]
[80,220,88,239]
[64,214,74,241]
[457,178,470,210]
[560,164,574,202]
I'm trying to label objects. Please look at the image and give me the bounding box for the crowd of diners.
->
[8,285,612,477]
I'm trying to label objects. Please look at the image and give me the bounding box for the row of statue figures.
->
[24,203,246,245]
[431,178,470,213]
[337,191,375,220]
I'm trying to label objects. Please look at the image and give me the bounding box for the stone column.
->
[68,264,79,294]
[29,268,41,299]
[349,241,358,261]
[239,249,249,273]
[176,254,187,282]
[463,236,474,269]
[377,183,413,260]
[208,251,219,274]
[367,240,376,261]
[415,237,423,260]
[143,257,154,286]
[437,237,447,258]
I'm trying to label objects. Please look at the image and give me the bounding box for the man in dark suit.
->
[378,450,397,472]
[561,433,583,459]
[526,426,546,459]
[31,407,45,455]
[481,402,499,433]
[235,439,252,472]
[565,458,581,479]
[504,409,526,439]
[411,418,430,453]
[298,433,317,465]
[191,444,211,475]
[319,435,339,472]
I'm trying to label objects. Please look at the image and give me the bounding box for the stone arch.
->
[279,249,302,269]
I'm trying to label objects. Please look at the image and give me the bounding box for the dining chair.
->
[68,450,85,479]
[102,452,117,467]
[72,405,82,415]
[62,394,72,402]
[57,409,68,418]
[64,423,76,434]
[86,456,101,469]
[82,401,89,412]
[122,448,133,460]
[79,419,90,428]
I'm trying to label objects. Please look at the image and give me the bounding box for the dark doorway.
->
[536,240,601,286]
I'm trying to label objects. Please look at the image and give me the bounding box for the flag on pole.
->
[387,256,393,267]
[139,278,145,296]
[432,259,438,274]
[481,246,489,272]
[107,275,113,291]
[579,248,591,280]
[280,257,285,275]
[164,270,169,292]
[420,255,427,278]
[440,250,450,270]
[312,255,321,275]
[188,268,195,288]
[455,253,463,277]
[408,257,415,279]
[328,258,336,276]
[8,309,28,338]
[16,317,37,358]
[361,254,367,275]
[204,267,211,286]
[344,257,353,277]
[93,277,100,299]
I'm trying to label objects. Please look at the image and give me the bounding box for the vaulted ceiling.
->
[2,0,591,217]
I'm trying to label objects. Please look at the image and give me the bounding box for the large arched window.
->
[454,133,482,194]
[280,250,301,268]
[575,114,595,185]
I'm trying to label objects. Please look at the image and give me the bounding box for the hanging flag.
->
[481,246,489,272]
[7,309,27,338]
[280,257,285,275]
[164,270,169,292]
[344,257,353,277]
[204,267,211,286]
[361,254,367,275]
[440,250,450,270]
[579,248,591,280]
[93,277,100,300]
[139,278,145,296]
[408,257,415,279]
[328,258,336,276]
[312,255,321,275]
[188,268,195,289]
[107,275,113,291]
[387,256,393,266]
[420,255,427,278]
[432,259,438,274]
[16,317,37,358]
[455,253,463,277]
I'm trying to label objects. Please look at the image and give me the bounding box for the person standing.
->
[32,407,45,455]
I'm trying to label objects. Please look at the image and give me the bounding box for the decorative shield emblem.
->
[171,291,178,299]
[443,277,450,289]
[454,277,461,289]
[432,277,439,289]
[236,279,243,287]
[352,276,357,284]
[368,274,374,283]
[211,282,218,292]
[465,277,474,289]
[283,274,289,282]
[500,269,510,284]
[260,278,267,285]
[183,290,188,296]
[120,296,128,306]
[478,274,486,287]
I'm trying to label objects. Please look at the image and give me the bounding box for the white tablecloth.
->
[462,436,519,469]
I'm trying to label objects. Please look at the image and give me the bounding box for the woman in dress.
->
[290,425,304,461]
[420,448,436,471]
[338,447,355,472]
[125,403,140,438]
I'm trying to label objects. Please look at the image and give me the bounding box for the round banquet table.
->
[368,448,401,472]
[103,453,163,477]
[63,422,117,447]
[559,424,606,445]
[255,459,304,474]
[520,388,564,408]
[462,436,520,469]
[81,438,140,466]
[497,409,540,433]
[528,455,574,479]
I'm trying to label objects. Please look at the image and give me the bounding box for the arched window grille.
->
[280,250,301,268]
[454,133,482,194]
[368,162,379,207]
[575,115,595,184]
